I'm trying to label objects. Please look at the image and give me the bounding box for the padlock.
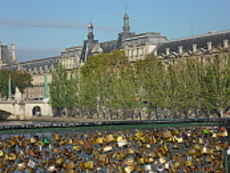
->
[194,144,201,150]
[104,134,115,143]
[84,161,94,169]
[94,137,103,144]
[125,158,134,166]
[118,140,128,147]
[159,157,167,164]
[163,130,172,139]
[124,166,135,173]
[137,158,145,165]
[55,157,64,166]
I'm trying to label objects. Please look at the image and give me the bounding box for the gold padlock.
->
[185,160,192,167]
[0,150,4,157]
[137,158,145,165]
[117,136,123,142]
[54,134,62,141]
[72,145,81,151]
[94,137,104,144]
[173,161,181,168]
[201,147,211,154]
[174,136,183,143]
[104,134,115,143]
[8,153,17,161]
[188,148,196,155]
[159,157,166,164]
[163,131,172,138]
[194,144,201,150]
[125,158,134,166]
[127,148,135,154]
[215,145,222,151]
[124,166,135,173]
[84,161,93,169]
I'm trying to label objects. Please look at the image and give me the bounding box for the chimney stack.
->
[11,43,17,62]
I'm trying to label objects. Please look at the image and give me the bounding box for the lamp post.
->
[8,74,12,101]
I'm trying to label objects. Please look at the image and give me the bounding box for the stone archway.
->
[32,106,41,116]
[0,110,11,120]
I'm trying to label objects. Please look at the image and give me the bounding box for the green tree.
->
[0,69,32,99]
[50,64,79,116]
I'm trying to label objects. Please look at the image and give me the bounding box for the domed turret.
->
[87,22,94,40]
[123,13,130,33]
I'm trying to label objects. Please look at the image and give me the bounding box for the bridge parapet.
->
[0,99,53,120]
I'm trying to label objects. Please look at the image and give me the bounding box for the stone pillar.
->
[207,42,212,51]
[11,43,17,62]
[223,40,229,49]
[192,44,197,53]
[166,48,170,56]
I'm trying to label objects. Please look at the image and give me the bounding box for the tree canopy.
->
[0,69,33,99]
[50,51,230,119]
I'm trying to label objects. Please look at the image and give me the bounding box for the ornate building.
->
[0,13,230,100]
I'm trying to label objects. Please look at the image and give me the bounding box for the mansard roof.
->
[124,32,167,46]
[100,40,118,53]
[2,56,60,71]
[156,30,230,54]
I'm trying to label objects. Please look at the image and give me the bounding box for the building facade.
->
[0,13,230,100]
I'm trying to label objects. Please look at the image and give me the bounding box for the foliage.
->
[50,64,79,116]
[0,69,33,98]
[51,51,230,119]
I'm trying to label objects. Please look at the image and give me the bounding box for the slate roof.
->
[2,56,60,71]
[156,30,230,54]
[100,40,118,53]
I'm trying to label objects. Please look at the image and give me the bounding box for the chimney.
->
[11,43,17,62]
[178,46,183,54]
[223,40,229,49]
[166,48,170,56]
[207,42,212,51]
[0,43,2,61]
[192,44,197,53]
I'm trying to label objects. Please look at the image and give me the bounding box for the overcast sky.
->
[0,0,229,62]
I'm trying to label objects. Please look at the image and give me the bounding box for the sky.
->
[0,0,230,62]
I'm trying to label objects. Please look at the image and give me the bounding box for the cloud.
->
[0,19,119,32]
